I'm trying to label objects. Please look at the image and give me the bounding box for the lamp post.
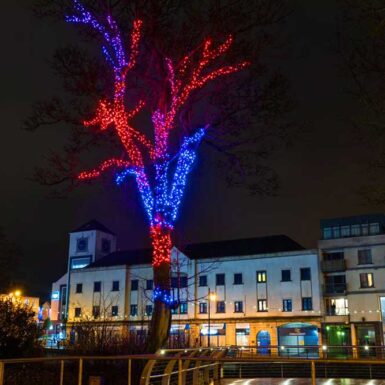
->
[208,289,217,347]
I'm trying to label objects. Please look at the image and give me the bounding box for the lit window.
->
[360,273,374,288]
[257,299,267,312]
[70,256,91,269]
[257,271,267,283]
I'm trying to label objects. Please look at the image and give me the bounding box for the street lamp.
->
[208,289,217,347]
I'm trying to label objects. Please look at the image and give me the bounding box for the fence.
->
[3,348,385,385]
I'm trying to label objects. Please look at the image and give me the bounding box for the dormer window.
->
[102,238,111,254]
[76,237,88,252]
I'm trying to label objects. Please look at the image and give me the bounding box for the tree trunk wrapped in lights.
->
[49,0,249,351]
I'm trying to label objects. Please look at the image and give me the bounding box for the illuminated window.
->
[257,299,267,312]
[70,256,91,269]
[179,302,188,314]
[360,273,374,288]
[257,271,267,283]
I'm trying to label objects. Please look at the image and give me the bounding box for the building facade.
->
[320,214,385,352]
[51,223,322,351]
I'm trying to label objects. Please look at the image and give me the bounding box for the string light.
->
[68,1,248,304]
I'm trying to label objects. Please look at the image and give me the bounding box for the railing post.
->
[178,359,183,385]
[78,358,83,385]
[59,360,64,385]
[128,358,131,385]
[0,361,4,385]
[311,360,316,385]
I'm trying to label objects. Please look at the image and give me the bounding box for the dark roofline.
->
[85,234,304,269]
[71,220,116,235]
[320,213,385,229]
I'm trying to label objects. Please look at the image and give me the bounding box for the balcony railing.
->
[324,283,347,295]
[321,259,346,272]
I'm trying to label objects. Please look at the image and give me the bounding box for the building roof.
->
[182,235,304,259]
[86,234,304,269]
[71,220,115,235]
[320,213,385,229]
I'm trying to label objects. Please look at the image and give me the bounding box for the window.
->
[199,302,208,314]
[145,305,153,316]
[362,224,369,236]
[94,281,101,292]
[70,256,91,270]
[76,237,88,252]
[171,307,178,315]
[131,280,138,291]
[112,281,120,291]
[370,222,380,235]
[179,302,188,314]
[216,274,225,286]
[216,301,226,313]
[234,301,243,313]
[302,297,313,311]
[92,306,100,318]
[111,305,119,317]
[146,279,153,290]
[75,283,83,293]
[360,273,374,288]
[171,276,188,288]
[130,304,138,316]
[358,249,372,265]
[199,275,207,287]
[233,273,243,285]
[257,299,267,312]
[326,298,348,316]
[283,299,292,312]
[351,224,361,236]
[74,307,82,318]
[323,227,332,239]
[281,270,291,282]
[101,238,111,253]
[341,225,351,237]
[300,268,311,281]
[257,271,267,283]
[332,226,340,238]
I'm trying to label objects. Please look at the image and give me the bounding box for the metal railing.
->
[3,347,385,385]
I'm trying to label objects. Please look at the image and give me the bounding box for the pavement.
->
[222,380,385,385]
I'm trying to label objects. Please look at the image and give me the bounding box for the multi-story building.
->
[51,221,323,350]
[319,214,385,349]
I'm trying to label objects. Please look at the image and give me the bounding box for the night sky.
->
[0,0,380,299]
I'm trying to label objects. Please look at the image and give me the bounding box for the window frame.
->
[233,273,243,285]
[234,301,244,313]
[74,307,82,318]
[281,269,291,282]
[302,297,313,311]
[282,299,292,312]
[360,272,374,288]
[257,299,267,312]
[256,270,267,283]
[199,302,208,314]
[130,304,138,316]
[75,283,83,294]
[216,273,225,286]
[92,305,100,318]
[131,280,138,291]
[199,275,207,287]
[112,280,120,291]
[94,281,101,293]
[358,249,372,265]
[146,279,153,291]
[300,268,311,281]
[216,301,226,313]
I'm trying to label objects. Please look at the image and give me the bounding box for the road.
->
[222,380,385,385]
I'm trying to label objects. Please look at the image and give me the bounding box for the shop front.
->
[278,322,319,357]
[236,323,250,346]
[323,324,351,358]
[200,323,226,347]
[355,322,382,357]
[169,324,190,348]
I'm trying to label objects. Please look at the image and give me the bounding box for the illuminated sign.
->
[51,291,60,300]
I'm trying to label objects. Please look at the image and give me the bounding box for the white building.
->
[51,221,322,350]
[320,214,385,351]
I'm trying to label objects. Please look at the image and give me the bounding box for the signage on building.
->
[200,323,226,336]
[51,291,60,300]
